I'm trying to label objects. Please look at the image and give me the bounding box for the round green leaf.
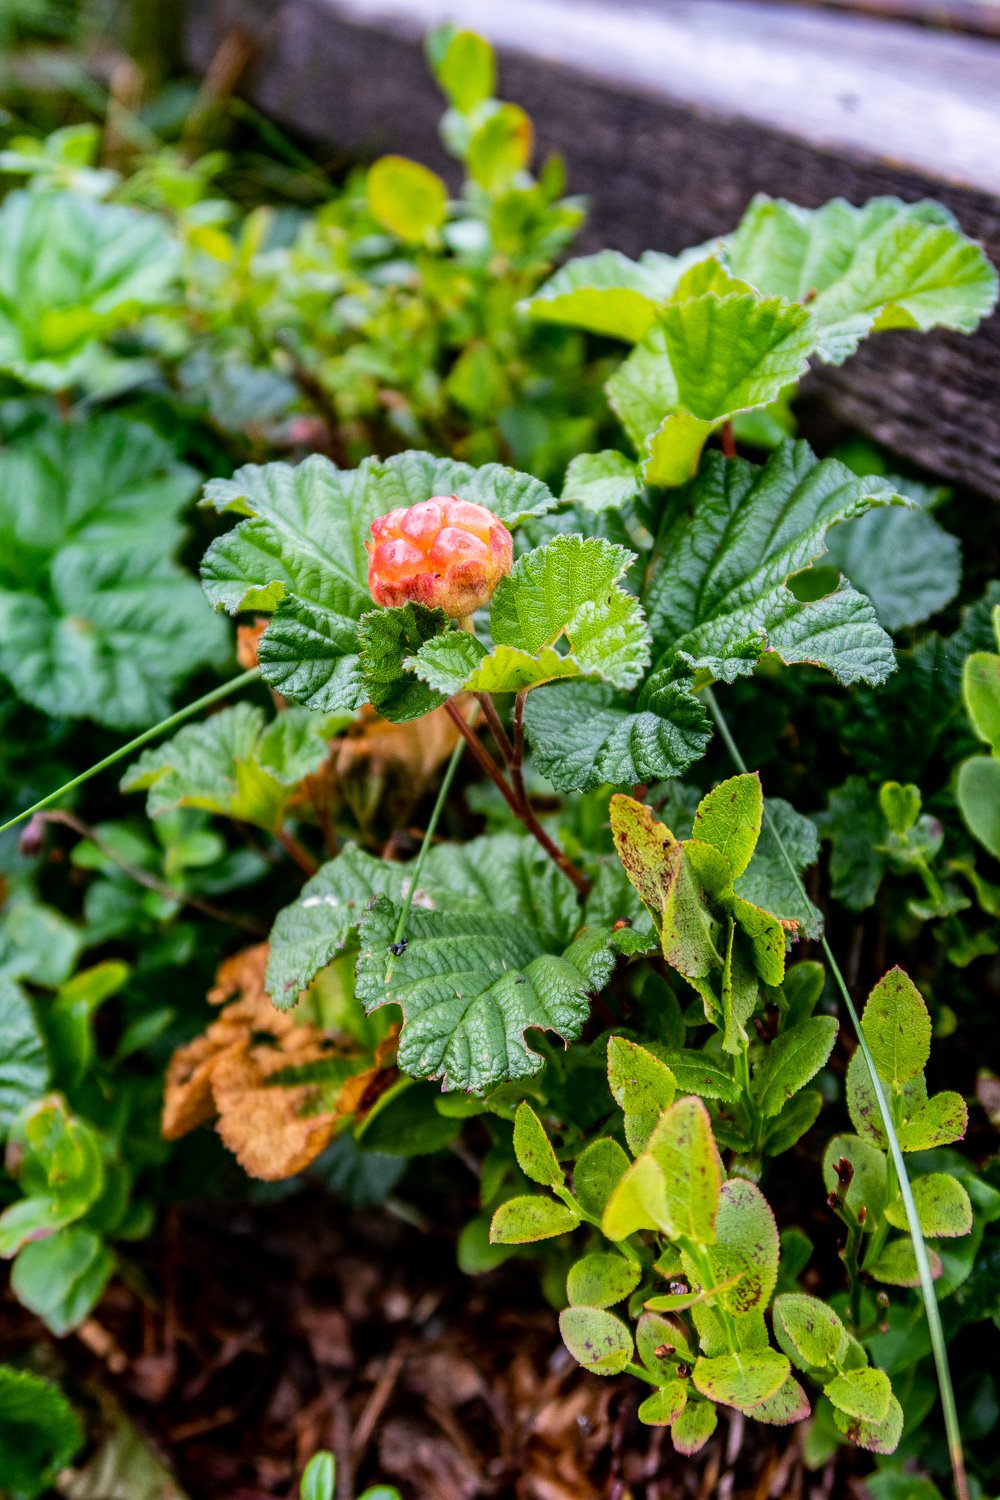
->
[825,1367,892,1425]
[883,1171,972,1238]
[692,1348,790,1410]
[559,1305,633,1375]
[490,1195,578,1244]
[366,156,447,245]
[833,1392,904,1454]
[638,1381,688,1427]
[670,1398,717,1455]
[572,1137,629,1220]
[957,754,1000,858]
[566,1253,641,1309]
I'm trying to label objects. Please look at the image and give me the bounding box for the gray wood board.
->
[187,0,1000,498]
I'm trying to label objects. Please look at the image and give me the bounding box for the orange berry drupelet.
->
[366,496,513,618]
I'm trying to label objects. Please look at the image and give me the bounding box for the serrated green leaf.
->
[0,1365,83,1498]
[357,603,449,723]
[735,799,823,940]
[0,415,227,728]
[121,702,331,836]
[772,1293,844,1372]
[606,287,814,486]
[647,1096,722,1245]
[728,194,998,365]
[861,966,931,1088]
[692,1348,790,1410]
[572,1139,631,1221]
[670,1398,717,1454]
[833,1392,904,1454]
[521,674,711,794]
[752,1017,838,1118]
[0,190,178,390]
[607,1035,677,1154]
[513,1102,563,1187]
[822,1134,888,1225]
[823,504,960,634]
[638,1382,688,1427]
[566,1252,642,1308]
[255,596,367,712]
[423,832,582,950]
[562,450,642,513]
[871,1238,943,1287]
[524,246,708,341]
[644,443,901,687]
[356,895,613,1092]
[406,629,486,694]
[692,774,762,880]
[490,1195,579,1243]
[882,1172,972,1238]
[559,1306,633,1374]
[705,1178,779,1314]
[0,978,50,1139]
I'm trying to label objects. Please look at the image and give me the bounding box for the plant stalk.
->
[704,684,968,1500]
[384,712,473,982]
[0,668,262,839]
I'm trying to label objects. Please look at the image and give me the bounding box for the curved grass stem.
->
[0,668,263,839]
[704,684,968,1500]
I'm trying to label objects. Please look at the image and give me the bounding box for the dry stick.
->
[0,668,262,839]
[36,810,267,936]
[703,685,969,1500]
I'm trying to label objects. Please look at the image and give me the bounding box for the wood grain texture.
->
[186,0,1000,497]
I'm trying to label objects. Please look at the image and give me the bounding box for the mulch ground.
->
[0,1189,876,1500]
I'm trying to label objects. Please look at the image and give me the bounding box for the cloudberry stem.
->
[276,826,320,877]
[474,691,514,766]
[443,699,591,899]
[510,690,528,811]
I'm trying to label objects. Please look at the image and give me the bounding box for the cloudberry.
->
[366,496,513,618]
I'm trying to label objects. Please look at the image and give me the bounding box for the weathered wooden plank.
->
[187,0,1000,497]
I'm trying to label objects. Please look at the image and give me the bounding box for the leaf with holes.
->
[642,443,903,687]
[356,895,615,1092]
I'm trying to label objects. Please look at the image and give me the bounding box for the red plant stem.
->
[444,700,522,818]
[444,700,591,898]
[474,691,514,766]
[276,827,320,876]
[720,420,737,459]
[510,690,528,814]
[35,810,267,935]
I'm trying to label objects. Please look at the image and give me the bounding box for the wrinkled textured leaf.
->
[357,603,448,723]
[521,674,711,793]
[356,895,614,1092]
[607,284,814,485]
[0,190,178,389]
[0,1366,83,1499]
[813,778,888,911]
[122,702,332,835]
[562,449,642,512]
[824,504,960,634]
[729,194,998,365]
[0,415,227,728]
[643,443,901,686]
[524,246,708,340]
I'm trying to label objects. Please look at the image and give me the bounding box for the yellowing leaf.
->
[366,156,447,244]
[692,774,763,880]
[647,1096,722,1245]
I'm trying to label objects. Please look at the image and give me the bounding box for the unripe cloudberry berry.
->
[366,496,513,618]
